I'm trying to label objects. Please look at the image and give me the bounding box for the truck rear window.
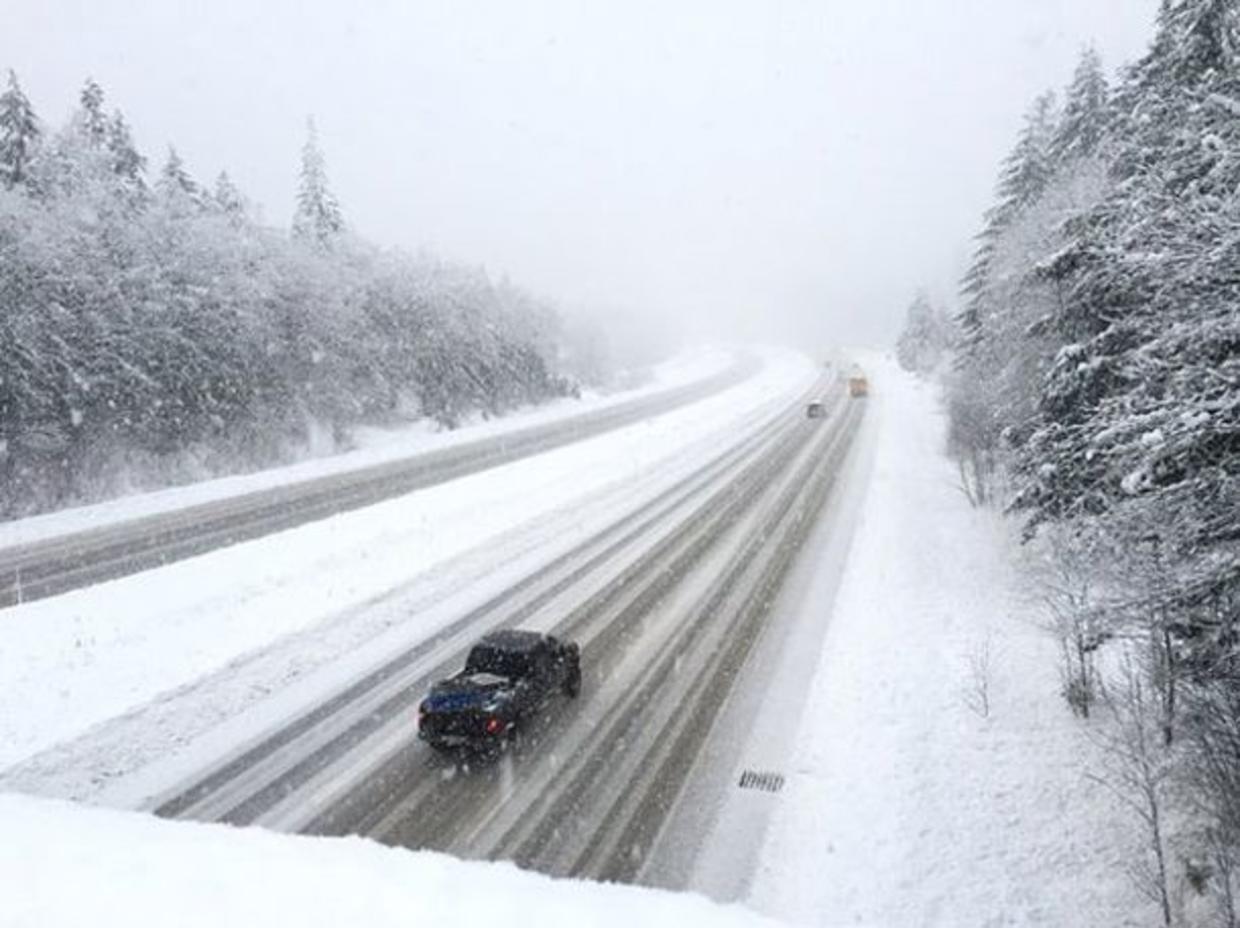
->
[465,646,533,679]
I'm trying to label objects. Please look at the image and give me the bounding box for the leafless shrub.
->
[1172,831,1238,928]
[944,375,999,509]
[1090,654,1177,927]
[961,631,995,719]
[1181,680,1240,927]
[1037,529,1107,717]
[1203,828,1238,928]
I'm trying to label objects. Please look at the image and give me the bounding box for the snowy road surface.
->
[155,378,861,887]
[0,347,822,785]
[0,343,874,894]
[0,348,749,607]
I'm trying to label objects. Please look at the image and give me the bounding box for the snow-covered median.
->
[748,354,1141,926]
[0,347,733,550]
[0,794,782,928]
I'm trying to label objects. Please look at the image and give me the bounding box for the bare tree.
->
[1037,527,1107,717]
[1202,827,1238,928]
[1091,654,1177,927]
[945,379,998,508]
[1125,531,1182,749]
[1182,680,1240,927]
[961,630,995,719]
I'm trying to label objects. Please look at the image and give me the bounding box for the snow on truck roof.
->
[477,629,547,651]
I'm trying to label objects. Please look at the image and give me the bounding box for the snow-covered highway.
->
[0,350,813,779]
[158,375,860,885]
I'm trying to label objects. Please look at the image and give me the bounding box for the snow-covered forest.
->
[0,75,575,519]
[929,1,1240,920]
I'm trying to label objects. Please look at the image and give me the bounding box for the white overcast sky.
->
[4,0,1159,349]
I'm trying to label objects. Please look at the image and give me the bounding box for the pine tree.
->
[156,145,206,210]
[897,292,952,375]
[1137,0,1237,91]
[291,118,343,247]
[957,216,1000,354]
[0,72,570,517]
[78,77,107,147]
[213,170,247,219]
[106,110,146,187]
[996,92,1059,222]
[0,70,40,190]
[1014,0,1240,552]
[160,146,192,191]
[1108,0,1240,186]
[957,92,1059,351]
[1051,47,1109,163]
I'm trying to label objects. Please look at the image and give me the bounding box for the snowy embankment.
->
[0,794,780,928]
[0,347,815,791]
[0,347,731,550]
[748,354,1143,926]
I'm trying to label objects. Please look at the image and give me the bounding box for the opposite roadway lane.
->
[0,355,755,609]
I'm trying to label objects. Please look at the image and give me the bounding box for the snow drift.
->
[0,794,781,928]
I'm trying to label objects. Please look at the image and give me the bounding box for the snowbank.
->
[0,794,782,928]
[747,354,1143,926]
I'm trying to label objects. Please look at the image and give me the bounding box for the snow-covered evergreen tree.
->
[106,110,146,191]
[896,292,953,375]
[1001,93,1059,209]
[0,85,570,517]
[291,118,343,247]
[958,92,1060,349]
[76,78,108,147]
[1014,0,1240,538]
[158,146,199,197]
[213,170,247,219]
[0,70,40,190]
[1051,47,1109,164]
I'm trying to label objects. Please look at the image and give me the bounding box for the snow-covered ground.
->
[0,347,732,550]
[0,347,815,790]
[0,794,778,928]
[746,353,1144,926]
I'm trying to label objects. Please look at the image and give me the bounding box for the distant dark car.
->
[418,629,581,752]
[806,401,826,419]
